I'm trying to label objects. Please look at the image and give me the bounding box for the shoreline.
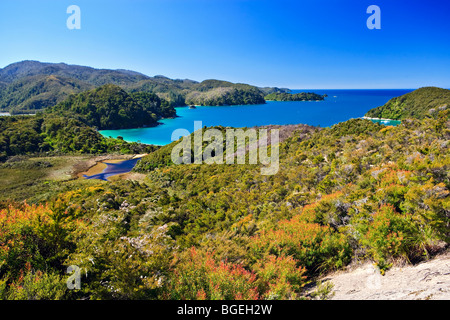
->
[74,154,147,179]
[362,116,399,121]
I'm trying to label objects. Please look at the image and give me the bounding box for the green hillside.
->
[0,61,280,112]
[0,114,155,161]
[2,112,449,300]
[365,87,450,120]
[0,60,149,86]
[0,75,93,114]
[185,85,265,106]
[46,84,161,130]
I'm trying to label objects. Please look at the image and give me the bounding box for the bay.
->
[100,89,412,146]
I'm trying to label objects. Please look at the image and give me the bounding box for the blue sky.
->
[0,0,449,89]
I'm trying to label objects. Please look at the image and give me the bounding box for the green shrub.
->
[167,248,259,300]
[5,270,66,300]
[360,205,419,271]
[253,255,307,300]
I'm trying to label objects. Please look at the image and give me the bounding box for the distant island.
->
[265,92,327,101]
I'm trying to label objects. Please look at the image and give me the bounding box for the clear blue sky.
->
[1,0,449,89]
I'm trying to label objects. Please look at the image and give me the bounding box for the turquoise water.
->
[367,118,401,126]
[100,89,412,146]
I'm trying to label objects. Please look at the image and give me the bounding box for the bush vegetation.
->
[0,89,449,300]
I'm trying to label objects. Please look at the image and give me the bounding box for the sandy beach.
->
[362,116,397,121]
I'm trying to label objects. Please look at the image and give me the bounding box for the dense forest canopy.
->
[0,114,155,161]
[265,92,327,101]
[46,84,161,130]
[129,92,176,119]
[185,86,266,106]
[0,84,174,159]
[365,87,450,120]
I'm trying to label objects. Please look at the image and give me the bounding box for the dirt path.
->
[318,250,450,300]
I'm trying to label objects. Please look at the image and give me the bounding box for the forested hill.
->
[46,84,161,130]
[0,74,93,114]
[0,61,283,113]
[185,80,266,106]
[0,60,149,85]
[0,61,193,113]
[365,87,450,120]
[265,92,327,101]
[0,84,171,159]
[0,115,156,161]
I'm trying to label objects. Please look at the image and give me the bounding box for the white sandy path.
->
[318,250,450,300]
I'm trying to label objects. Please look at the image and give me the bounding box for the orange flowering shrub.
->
[253,255,307,300]
[374,167,412,187]
[0,201,80,283]
[0,203,52,279]
[403,181,450,242]
[299,191,347,227]
[168,247,259,300]
[250,215,352,274]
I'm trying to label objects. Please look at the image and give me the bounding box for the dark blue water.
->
[100,89,413,146]
[83,158,141,181]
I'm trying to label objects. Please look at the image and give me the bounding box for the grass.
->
[0,155,100,203]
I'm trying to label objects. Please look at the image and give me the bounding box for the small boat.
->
[189,105,197,109]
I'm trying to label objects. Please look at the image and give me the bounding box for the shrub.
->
[67,225,174,299]
[253,255,307,300]
[250,215,352,275]
[167,248,259,300]
[0,203,53,280]
[5,269,66,300]
[360,205,419,271]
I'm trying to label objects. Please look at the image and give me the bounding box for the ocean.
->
[99,89,412,146]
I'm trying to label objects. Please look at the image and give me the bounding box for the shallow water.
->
[83,158,141,181]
